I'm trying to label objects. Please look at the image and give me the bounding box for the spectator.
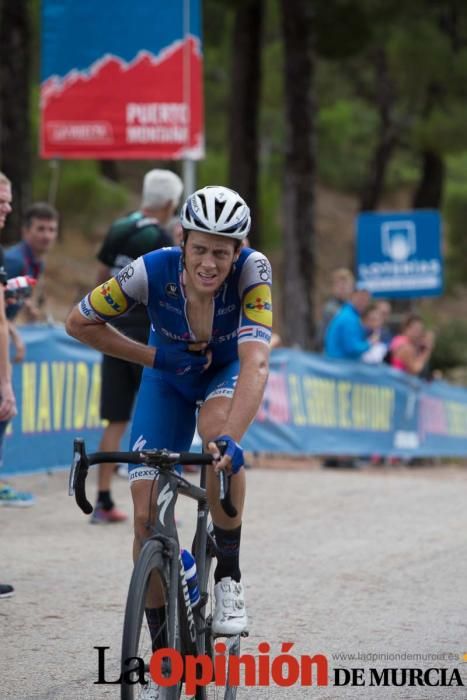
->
[315,268,354,351]
[324,286,373,360]
[166,216,184,246]
[375,299,393,346]
[0,177,35,510]
[0,172,22,597]
[361,304,388,364]
[91,169,183,524]
[388,314,435,376]
[5,202,59,361]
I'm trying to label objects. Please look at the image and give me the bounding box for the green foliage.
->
[317,99,378,192]
[314,0,372,59]
[197,149,228,187]
[32,160,128,234]
[430,319,467,372]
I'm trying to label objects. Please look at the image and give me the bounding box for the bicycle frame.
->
[147,464,211,655]
[69,438,225,657]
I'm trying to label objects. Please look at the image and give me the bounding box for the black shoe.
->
[0,583,14,598]
[322,458,339,468]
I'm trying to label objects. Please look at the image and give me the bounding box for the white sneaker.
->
[212,577,248,636]
[140,678,161,699]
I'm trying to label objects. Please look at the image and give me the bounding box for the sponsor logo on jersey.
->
[212,329,238,343]
[160,327,191,341]
[254,257,272,283]
[116,264,135,284]
[238,325,272,343]
[216,304,236,316]
[165,282,179,299]
[159,299,182,315]
[90,278,128,317]
[243,284,272,327]
[79,297,93,318]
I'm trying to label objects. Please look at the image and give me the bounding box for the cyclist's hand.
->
[154,342,210,375]
[208,435,244,475]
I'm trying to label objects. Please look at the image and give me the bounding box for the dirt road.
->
[1,464,466,699]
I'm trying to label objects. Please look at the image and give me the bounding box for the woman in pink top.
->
[389,314,435,375]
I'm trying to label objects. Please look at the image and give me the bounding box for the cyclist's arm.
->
[66,309,156,367]
[66,257,156,367]
[220,340,270,442]
[211,250,272,449]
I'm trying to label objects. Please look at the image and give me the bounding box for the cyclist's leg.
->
[129,370,197,559]
[197,363,248,635]
[129,369,197,647]
[198,397,247,637]
[198,361,244,529]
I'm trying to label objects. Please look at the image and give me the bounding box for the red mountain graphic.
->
[41,37,204,159]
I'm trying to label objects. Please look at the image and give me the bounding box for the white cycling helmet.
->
[180,185,251,240]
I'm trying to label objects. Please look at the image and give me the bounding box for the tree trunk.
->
[0,0,31,242]
[360,49,397,212]
[412,150,445,209]
[99,160,120,182]
[228,0,264,248]
[280,0,316,349]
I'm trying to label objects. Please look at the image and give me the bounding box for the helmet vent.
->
[225,201,242,222]
[215,200,226,222]
[199,194,208,219]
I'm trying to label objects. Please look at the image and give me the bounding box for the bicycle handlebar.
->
[69,438,238,518]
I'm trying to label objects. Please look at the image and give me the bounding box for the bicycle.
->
[69,437,246,700]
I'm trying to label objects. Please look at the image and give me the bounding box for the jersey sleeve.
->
[237,251,273,346]
[78,256,149,322]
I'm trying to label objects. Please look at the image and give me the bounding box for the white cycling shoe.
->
[212,577,248,636]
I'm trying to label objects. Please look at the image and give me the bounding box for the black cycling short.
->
[100,354,143,422]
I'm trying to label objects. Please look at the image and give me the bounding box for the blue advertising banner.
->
[356,210,443,298]
[3,325,104,475]
[41,0,204,159]
[243,348,467,457]
[4,327,467,476]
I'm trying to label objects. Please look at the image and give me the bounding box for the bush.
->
[33,160,129,236]
[430,319,467,372]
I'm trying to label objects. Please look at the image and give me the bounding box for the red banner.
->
[40,1,204,160]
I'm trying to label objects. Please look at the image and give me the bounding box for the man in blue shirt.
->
[325,286,372,359]
[5,202,58,330]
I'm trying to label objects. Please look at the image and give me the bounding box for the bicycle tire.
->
[121,539,182,700]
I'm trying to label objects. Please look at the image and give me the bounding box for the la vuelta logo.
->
[95,643,329,694]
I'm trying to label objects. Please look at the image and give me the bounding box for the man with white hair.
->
[91,169,183,523]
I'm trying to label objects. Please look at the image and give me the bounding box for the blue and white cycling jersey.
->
[79,245,272,479]
[79,245,273,367]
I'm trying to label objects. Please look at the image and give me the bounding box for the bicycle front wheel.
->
[121,539,182,700]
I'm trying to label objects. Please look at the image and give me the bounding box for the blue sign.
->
[356,210,443,298]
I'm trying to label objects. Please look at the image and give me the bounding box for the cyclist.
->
[66,186,272,649]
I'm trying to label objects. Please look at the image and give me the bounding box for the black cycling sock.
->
[145,606,167,652]
[213,524,242,583]
[96,490,114,511]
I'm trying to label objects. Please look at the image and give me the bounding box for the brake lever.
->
[218,467,237,518]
